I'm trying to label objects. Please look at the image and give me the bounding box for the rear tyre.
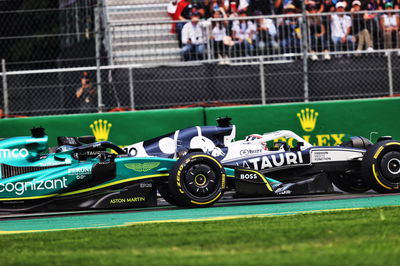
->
[168,152,225,208]
[157,183,183,207]
[362,140,400,193]
[330,173,370,193]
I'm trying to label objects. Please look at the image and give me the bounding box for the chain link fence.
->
[1,52,399,116]
[0,0,100,71]
[3,3,400,68]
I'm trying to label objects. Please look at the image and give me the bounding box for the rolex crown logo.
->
[297,108,318,132]
[90,119,112,141]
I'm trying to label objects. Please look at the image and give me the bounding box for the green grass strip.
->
[1,206,399,266]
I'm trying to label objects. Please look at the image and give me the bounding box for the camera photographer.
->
[76,71,96,113]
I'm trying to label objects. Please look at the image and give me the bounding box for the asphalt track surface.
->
[1,192,400,234]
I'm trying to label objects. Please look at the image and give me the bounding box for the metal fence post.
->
[206,23,212,62]
[301,2,309,102]
[95,6,103,113]
[388,52,394,96]
[1,59,9,117]
[101,0,114,66]
[128,67,135,110]
[259,58,266,105]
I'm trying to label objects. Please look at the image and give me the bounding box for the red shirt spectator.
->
[171,0,190,33]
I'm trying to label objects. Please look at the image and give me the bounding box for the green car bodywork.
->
[0,129,238,211]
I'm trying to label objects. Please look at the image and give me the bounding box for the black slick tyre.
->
[362,140,400,193]
[157,183,183,207]
[168,152,226,208]
[330,173,370,193]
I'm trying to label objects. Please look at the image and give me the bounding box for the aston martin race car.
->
[124,117,400,197]
[0,128,236,211]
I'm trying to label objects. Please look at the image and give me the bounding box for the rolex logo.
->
[297,108,318,132]
[90,119,112,141]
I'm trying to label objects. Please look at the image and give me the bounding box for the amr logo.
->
[297,108,318,132]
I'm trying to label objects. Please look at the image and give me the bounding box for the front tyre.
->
[168,153,226,207]
[362,140,400,193]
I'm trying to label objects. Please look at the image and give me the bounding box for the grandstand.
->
[104,0,181,65]
[0,0,400,117]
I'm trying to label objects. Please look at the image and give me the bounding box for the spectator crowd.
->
[167,0,400,61]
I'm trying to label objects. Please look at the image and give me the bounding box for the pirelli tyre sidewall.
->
[168,153,226,208]
[362,140,400,193]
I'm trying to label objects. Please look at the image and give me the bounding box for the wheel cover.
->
[379,151,400,183]
[387,158,400,175]
[194,174,207,186]
[184,163,218,198]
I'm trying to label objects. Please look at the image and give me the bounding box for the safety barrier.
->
[0,107,203,146]
[206,97,400,145]
[0,97,399,147]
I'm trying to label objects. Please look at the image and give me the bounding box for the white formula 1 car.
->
[123,117,400,200]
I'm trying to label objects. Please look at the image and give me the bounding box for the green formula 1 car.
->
[1,128,272,212]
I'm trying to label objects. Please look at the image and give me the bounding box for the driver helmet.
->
[245,134,268,150]
[56,145,75,153]
[274,141,290,151]
[244,134,263,141]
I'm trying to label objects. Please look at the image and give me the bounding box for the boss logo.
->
[240,173,258,180]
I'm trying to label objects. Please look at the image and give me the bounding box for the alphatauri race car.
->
[124,117,400,199]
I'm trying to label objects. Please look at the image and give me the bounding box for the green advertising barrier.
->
[205,98,400,146]
[1,98,399,148]
[0,108,204,147]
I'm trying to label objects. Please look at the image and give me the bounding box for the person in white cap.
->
[330,1,356,54]
[180,11,207,61]
[351,0,373,53]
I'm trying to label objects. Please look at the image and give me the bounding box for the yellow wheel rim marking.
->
[190,192,222,205]
[191,154,223,168]
[385,142,400,146]
[374,146,384,159]
[372,164,392,190]
[194,174,207,186]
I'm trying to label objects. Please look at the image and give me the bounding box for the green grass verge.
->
[1,206,400,266]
